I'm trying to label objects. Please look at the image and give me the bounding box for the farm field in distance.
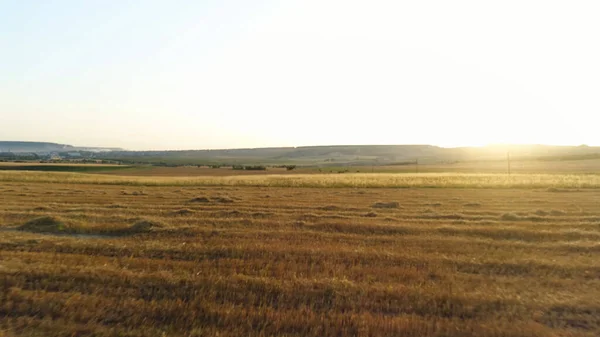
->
[1,170,600,336]
[4,157,600,176]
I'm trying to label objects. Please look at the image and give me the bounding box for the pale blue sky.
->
[2,1,599,150]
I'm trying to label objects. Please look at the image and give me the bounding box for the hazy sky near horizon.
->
[1,1,599,150]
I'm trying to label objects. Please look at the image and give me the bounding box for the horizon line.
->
[1,140,596,152]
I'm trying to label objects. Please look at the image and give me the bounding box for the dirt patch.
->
[121,190,147,196]
[372,202,400,209]
[319,205,340,211]
[189,196,210,203]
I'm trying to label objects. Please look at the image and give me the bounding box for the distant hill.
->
[0,141,74,153]
[96,144,600,166]
[0,141,122,153]
[4,141,599,166]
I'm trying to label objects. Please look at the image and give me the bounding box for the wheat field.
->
[1,172,600,336]
[2,170,600,188]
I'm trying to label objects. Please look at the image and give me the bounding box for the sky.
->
[1,0,599,150]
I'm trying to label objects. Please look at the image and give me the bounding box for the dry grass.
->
[1,178,600,336]
[5,157,600,176]
[371,201,401,209]
[3,170,600,188]
[17,216,71,233]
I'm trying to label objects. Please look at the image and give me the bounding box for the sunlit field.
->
[5,0,600,335]
[1,170,600,336]
[3,170,600,189]
[4,158,600,177]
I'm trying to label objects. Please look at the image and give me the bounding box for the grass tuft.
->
[189,196,210,203]
[212,196,234,203]
[372,202,400,209]
[3,175,600,336]
[18,216,71,233]
[501,213,522,221]
[4,171,600,188]
[171,209,195,216]
[128,220,164,233]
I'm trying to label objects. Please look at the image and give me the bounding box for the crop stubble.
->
[1,175,599,336]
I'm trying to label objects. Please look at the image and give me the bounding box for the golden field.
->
[1,170,600,336]
[2,170,600,188]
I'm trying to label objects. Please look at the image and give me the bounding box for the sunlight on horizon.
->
[1,1,599,150]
